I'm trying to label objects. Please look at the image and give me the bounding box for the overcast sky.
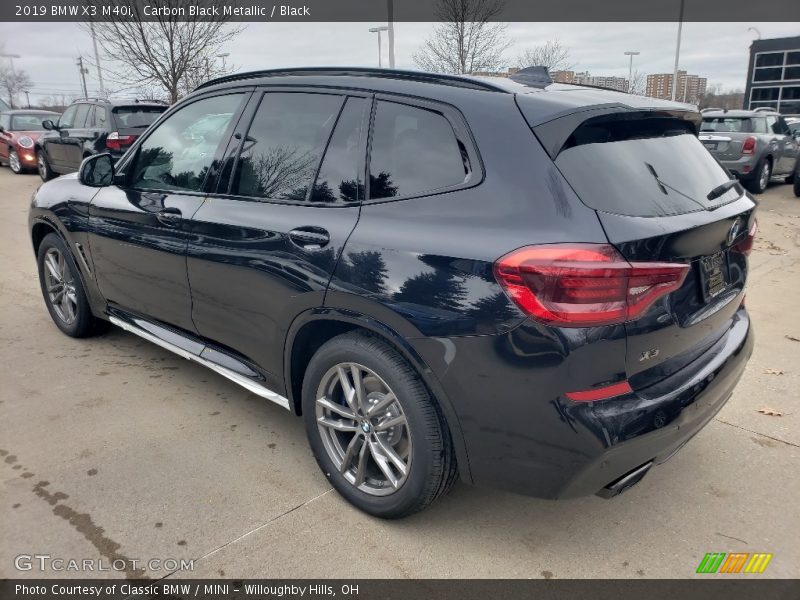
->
[0,21,798,103]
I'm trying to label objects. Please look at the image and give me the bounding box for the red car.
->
[0,110,60,174]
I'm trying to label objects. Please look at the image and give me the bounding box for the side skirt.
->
[109,315,290,411]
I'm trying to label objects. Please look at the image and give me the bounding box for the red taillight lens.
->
[494,244,690,327]
[106,132,135,151]
[741,136,757,155]
[732,219,758,256]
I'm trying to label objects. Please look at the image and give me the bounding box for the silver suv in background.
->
[700,108,799,194]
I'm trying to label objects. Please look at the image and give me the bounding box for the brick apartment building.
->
[646,70,708,104]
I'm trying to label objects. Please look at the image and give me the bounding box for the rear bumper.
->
[412,308,753,499]
[717,155,760,179]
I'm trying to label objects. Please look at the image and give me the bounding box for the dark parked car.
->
[0,109,60,173]
[28,68,756,518]
[36,98,167,181]
[699,108,799,193]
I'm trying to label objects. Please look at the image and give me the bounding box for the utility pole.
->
[76,56,89,98]
[89,22,105,96]
[671,0,685,101]
[387,0,395,68]
[25,90,30,108]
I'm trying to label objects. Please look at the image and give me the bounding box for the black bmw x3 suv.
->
[29,67,755,518]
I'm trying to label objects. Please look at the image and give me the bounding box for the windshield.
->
[556,118,740,217]
[10,113,53,131]
[112,106,166,129]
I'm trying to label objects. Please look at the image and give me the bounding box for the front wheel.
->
[302,332,457,518]
[9,149,23,174]
[36,233,102,337]
[37,150,55,181]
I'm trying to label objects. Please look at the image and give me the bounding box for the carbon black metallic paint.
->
[29,70,755,500]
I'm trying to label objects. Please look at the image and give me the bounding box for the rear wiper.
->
[706,179,740,201]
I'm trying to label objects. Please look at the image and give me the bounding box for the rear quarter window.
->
[368,101,468,200]
[556,117,739,217]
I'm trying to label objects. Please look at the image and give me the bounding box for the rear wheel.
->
[794,168,800,197]
[745,159,771,194]
[302,331,456,518]
[37,150,55,181]
[9,149,23,174]
[787,159,798,185]
[36,233,101,337]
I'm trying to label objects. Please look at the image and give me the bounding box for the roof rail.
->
[700,107,722,113]
[753,106,776,112]
[194,67,510,93]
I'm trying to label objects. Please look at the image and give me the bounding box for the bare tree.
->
[0,63,33,108]
[628,69,646,95]
[413,0,510,75]
[699,85,745,110]
[516,39,572,73]
[83,0,243,103]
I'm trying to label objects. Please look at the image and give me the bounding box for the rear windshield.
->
[700,117,767,133]
[556,117,740,217]
[112,106,166,129]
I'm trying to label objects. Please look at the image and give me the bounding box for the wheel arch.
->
[284,308,473,483]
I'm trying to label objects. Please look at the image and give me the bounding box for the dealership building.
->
[744,35,800,114]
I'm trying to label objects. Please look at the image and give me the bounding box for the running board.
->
[109,315,290,410]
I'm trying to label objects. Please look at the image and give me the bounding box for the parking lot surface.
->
[1,168,798,579]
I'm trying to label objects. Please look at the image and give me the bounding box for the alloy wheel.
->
[43,248,78,325]
[315,362,412,496]
[759,162,771,191]
[9,151,21,173]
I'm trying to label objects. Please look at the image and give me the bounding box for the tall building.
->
[646,70,708,104]
[744,35,800,114]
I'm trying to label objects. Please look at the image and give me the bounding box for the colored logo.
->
[696,552,773,574]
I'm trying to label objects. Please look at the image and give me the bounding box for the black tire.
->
[36,233,101,338]
[9,149,23,174]
[794,170,800,197]
[302,331,457,518]
[787,159,798,185]
[37,149,55,181]
[744,158,771,194]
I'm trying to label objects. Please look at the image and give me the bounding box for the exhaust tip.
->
[596,460,653,499]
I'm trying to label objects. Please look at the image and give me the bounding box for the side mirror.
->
[0,125,5,133]
[79,153,114,187]
[42,120,55,130]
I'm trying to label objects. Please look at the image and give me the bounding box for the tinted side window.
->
[368,101,467,200]
[232,92,343,200]
[129,93,243,193]
[73,104,91,128]
[309,97,368,203]
[58,105,78,128]
[766,115,779,134]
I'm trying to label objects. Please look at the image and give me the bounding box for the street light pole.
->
[671,0,685,101]
[368,26,388,68]
[624,51,640,93]
[76,56,89,98]
[387,0,395,68]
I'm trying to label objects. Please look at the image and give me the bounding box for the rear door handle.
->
[288,226,330,249]
[156,207,182,227]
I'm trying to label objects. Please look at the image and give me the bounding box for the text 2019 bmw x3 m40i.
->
[29,67,755,518]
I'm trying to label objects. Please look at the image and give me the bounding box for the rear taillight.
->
[732,219,758,256]
[493,244,690,327]
[741,136,757,155]
[106,132,135,151]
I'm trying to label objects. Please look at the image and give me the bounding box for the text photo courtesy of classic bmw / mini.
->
[0,0,799,596]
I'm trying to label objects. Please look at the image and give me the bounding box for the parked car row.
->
[0,97,167,178]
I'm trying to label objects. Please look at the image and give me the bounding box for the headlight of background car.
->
[18,136,34,149]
